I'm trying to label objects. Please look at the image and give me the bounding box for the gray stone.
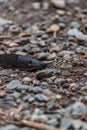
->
[51,0,66,8]
[41,34,49,39]
[67,28,82,37]
[47,118,59,126]
[0,0,10,4]
[32,115,48,123]
[0,25,4,33]
[37,52,48,60]
[22,110,31,116]
[0,50,4,54]
[40,82,49,89]
[22,77,32,85]
[0,69,13,76]
[32,2,40,10]
[84,71,87,77]
[6,80,30,91]
[23,95,31,102]
[28,96,35,103]
[33,108,44,115]
[15,37,29,45]
[35,94,48,102]
[46,99,59,110]
[17,84,30,91]
[54,78,65,85]
[47,53,56,60]
[38,41,46,47]
[70,21,80,28]
[42,2,49,10]
[29,87,43,94]
[36,69,60,78]
[0,124,18,130]
[71,119,87,129]
[5,80,21,90]
[16,99,24,105]
[10,92,20,99]
[66,102,87,117]
[60,118,72,130]
[0,17,12,26]
[4,94,14,101]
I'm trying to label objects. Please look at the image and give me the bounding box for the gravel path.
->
[0,0,87,130]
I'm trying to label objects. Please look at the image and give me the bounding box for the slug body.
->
[0,54,47,71]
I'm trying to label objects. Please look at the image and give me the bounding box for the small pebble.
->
[51,0,66,8]
[47,53,56,60]
[35,94,48,102]
[32,2,40,10]
[22,77,32,84]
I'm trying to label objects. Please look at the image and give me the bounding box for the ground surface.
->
[0,0,87,130]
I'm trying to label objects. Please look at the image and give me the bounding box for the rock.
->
[37,52,48,60]
[0,50,4,54]
[35,94,48,102]
[56,9,65,15]
[15,51,27,55]
[51,0,66,8]
[47,118,59,126]
[32,2,40,10]
[0,79,2,85]
[5,80,21,90]
[10,92,20,99]
[29,87,43,94]
[0,69,13,76]
[42,2,49,10]
[47,53,56,60]
[38,41,46,47]
[41,34,49,39]
[66,102,87,117]
[31,115,48,123]
[32,108,44,115]
[0,26,4,33]
[0,124,18,130]
[0,17,12,26]
[16,98,24,105]
[76,32,87,42]
[28,96,35,103]
[36,69,59,78]
[5,80,30,91]
[71,119,87,129]
[15,37,29,45]
[67,28,82,37]
[70,21,81,28]
[40,82,49,89]
[4,94,14,101]
[22,77,32,85]
[54,78,66,85]
[23,95,31,102]
[22,110,31,116]
[46,99,59,110]
[17,85,30,91]
[84,71,87,77]
[33,80,40,85]
[60,118,72,130]
[76,46,87,54]
[58,50,75,56]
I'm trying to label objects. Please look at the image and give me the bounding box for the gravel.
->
[0,0,87,130]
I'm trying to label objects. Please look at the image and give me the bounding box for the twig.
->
[21,120,61,130]
[7,120,62,130]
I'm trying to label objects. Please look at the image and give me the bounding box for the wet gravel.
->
[0,0,87,130]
